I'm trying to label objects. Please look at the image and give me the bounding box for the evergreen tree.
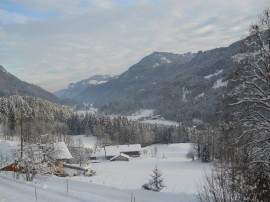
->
[142,166,166,192]
[201,145,210,162]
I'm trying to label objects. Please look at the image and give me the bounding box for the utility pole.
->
[20,110,23,159]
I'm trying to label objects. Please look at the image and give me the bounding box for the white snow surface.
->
[127,109,179,126]
[0,173,197,202]
[182,86,189,102]
[153,63,161,68]
[53,142,73,160]
[142,119,178,126]
[71,135,97,149]
[76,107,98,115]
[160,56,171,64]
[195,92,204,100]
[0,140,19,166]
[127,109,154,120]
[88,80,108,85]
[212,78,228,88]
[93,144,142,157]
[204,69,223,79]
[89,144,209,194]
[0,142,208,201]
[192,118,203,124]
[77,109,178,126]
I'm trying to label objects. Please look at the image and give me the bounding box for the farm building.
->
[0,140,72,174]
[91,144,142,160]
[110,153,130,161]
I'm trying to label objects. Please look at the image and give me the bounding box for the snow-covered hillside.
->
[126,109,179,125]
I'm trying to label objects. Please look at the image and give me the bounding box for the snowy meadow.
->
[0,136,210,202]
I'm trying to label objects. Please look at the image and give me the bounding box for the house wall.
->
[121,151,140,157]
[0,163,18,172]
[111,156,129,161]
[50,160,65,174]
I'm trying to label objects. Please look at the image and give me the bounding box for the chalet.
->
[0,140,72,175]
[91,144,142,161]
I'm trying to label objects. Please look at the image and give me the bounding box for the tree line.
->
[0,94,191,167]
[67,112,189,147]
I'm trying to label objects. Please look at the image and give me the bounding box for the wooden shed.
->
[110,153,130,161]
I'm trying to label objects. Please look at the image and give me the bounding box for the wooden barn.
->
[91,144,142,161]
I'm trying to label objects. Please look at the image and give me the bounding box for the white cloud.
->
[0,0,269,92]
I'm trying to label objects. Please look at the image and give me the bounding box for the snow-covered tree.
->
[142,166,166,192]
[230,9,270,156]
[15,143,60,182]
[68,138,91,166]
[200,9,270,202]
[227,9,270,200]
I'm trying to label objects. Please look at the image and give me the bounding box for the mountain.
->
[74,52,196,104]
[0,65,60,103]
[55,41,240,123]
[55,75,116,100]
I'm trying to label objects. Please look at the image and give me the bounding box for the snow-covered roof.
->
[53,142,73,160]
[110,153,130,161]
[93,144,142,157]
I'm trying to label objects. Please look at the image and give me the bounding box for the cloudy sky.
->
[0,0,269,92]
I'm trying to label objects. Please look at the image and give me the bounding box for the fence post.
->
[66,179,69,193]
[35,186,37,201]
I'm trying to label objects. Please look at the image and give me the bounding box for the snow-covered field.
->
[71,136,210,195]
[128,109,179,126]
[0,173,197,202]
[76,108,179,126]
[0,135,209,201]
[71,135,97,149]
[86,144,209,194]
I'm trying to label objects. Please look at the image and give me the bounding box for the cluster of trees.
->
[0,96,90,172]
[187,124,219,163]
[67,112,189,146]
[198,9,270,202]
[0,95,72,141]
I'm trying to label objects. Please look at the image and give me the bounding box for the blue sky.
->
[0,0,269,92]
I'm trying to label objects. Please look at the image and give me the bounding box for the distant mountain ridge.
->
[73,52,196,104]
[0,65,60,104]
[55,75,116,99]
[55,41,240,123]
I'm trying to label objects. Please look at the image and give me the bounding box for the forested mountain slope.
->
[54,40,240,123]
[0,66,60,104]
[77,42,239,122]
